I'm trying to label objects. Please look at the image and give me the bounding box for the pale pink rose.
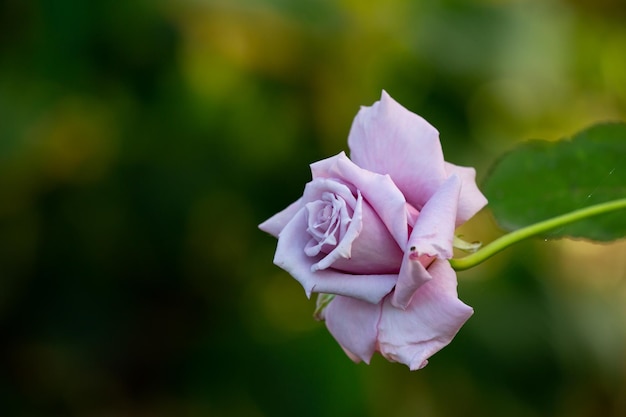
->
[259,91,487,369]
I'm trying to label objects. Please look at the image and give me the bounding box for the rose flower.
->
[260,91,487,370]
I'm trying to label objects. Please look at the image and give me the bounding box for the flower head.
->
[260,91,487,369]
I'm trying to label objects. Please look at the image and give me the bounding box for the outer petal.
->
[259,199,303,238]
[348,91,448,209]
[390,259,432,312]
[324,295,382,364]
[444,162,488,226]
[274,209,397,304]
[311,152,409,248]
[406,174,461,260]
[377,259,473,370]
[392,175,461,309]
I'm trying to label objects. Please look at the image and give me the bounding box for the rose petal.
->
[329,197,404,274]
[444,162,488,225]
[406,174,461,259]
[392,175,461,309]
[259,198,303,238]
[299,178,360,269]
[347,91,448,209]
[311,152,409,249]
[302,177,358,208]
[274,209,397,304]
[377,259,473,370]
[391,256,432,310]
[324,295,383,364]
[310,190,363,271]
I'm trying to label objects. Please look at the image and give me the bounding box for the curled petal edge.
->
[378,259,474,370]
[274,209,397,304]
[392,175,461,309]
[324,295,382,364]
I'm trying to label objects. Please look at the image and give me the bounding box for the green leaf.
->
[483,123,626,241]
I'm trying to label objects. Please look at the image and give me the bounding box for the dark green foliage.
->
[484,123,626,240]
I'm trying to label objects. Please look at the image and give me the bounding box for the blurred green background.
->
[1,0,626,416]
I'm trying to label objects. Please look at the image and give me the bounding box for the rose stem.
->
[449,197,626,271]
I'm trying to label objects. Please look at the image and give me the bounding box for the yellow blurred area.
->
[174,0,626,155]
[27,97,118,183]
[177,3,305,90]
[555,239,626,292]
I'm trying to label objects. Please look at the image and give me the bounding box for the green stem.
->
[450,198,626,271]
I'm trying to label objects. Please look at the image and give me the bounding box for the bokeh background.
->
[1,0,626,416]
